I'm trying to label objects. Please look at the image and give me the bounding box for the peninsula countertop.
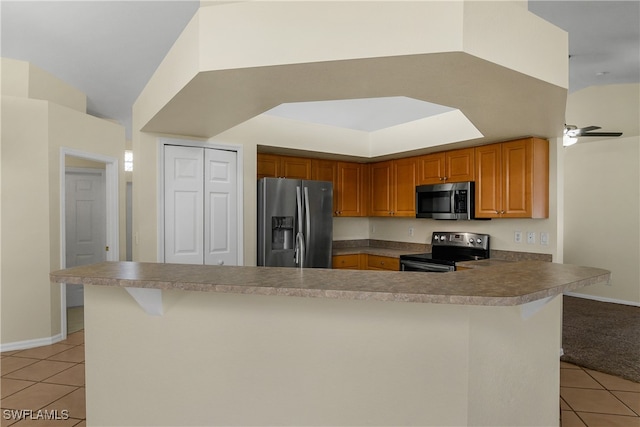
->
[50,260,610,306]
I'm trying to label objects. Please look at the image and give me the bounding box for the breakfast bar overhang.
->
[50,261,609,427]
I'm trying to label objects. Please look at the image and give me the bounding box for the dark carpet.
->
[561,295,640,383]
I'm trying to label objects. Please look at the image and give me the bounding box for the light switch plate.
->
[540,232,549,245]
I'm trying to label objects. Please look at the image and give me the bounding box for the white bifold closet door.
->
[164,145,237,266]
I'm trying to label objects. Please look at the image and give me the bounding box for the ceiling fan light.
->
[563,134,578,147]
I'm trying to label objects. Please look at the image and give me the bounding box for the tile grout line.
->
[580,364,640,417]
[1,333,86,423]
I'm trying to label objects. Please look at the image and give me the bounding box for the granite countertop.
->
[50,261,610,307]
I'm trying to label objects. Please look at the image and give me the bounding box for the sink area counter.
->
[50,260,610,307]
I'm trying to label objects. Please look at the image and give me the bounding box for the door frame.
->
[59,147,120,339]
[157,138,244,265]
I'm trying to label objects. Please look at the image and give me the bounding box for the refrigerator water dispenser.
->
[271,216,294,250]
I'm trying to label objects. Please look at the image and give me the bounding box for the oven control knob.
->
[476,238,482,245]
[469,238,475,244]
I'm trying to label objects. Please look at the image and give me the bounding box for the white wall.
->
[564,84,640,305]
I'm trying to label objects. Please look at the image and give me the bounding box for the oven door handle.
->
[401,260,454,272]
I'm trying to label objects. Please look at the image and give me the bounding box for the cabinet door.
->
[393,157,417,216]
[332,254,361,270]
[501,138,549,218]
[501,139,531,217]
[337,162,365,217]
[417,152,445,185]
[474,144,502,218]
[257,153,280,180]
[281,156,312,179]
[366,255,400,271]
[311,159,337,183]
[446,148,475,182]
[369,161,393,216]
[312,159,337,215]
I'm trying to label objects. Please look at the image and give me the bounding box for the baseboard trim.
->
[0,333,64,353]
[564,292,640,307]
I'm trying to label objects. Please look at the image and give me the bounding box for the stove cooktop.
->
[400,232,491,266]
[399,252,486,266]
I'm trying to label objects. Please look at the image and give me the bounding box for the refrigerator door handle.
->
[295,186,305,267]
[303,186,311,266]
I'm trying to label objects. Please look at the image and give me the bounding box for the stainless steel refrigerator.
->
[258,178,333,268]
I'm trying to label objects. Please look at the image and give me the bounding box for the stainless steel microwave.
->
[415,182,475,220]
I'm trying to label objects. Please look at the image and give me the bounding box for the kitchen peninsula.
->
[51,261,609,427]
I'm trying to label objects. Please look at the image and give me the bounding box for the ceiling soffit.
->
[137,1,568,150]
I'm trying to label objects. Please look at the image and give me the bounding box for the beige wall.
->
[1,58,86,113]
[0,59,125,347]
[564,84,640,305]
[83,285,561,426]
[1,97,52,343]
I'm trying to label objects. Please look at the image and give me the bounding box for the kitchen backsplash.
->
[333,239,552,262]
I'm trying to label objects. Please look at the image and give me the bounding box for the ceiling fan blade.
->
[580,131,623,137]
[575,126,601,135]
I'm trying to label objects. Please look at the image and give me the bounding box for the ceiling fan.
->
[563,125,623,146]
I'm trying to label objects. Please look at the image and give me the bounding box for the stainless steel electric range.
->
[399,232,490,272]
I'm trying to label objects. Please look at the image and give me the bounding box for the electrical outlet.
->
[527,232,536,244]
[409,227,414,237]
[540,232,549,246]
[514,231,523,243]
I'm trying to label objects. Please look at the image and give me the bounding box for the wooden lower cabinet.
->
[366,255,400,271]
[332,254,399,271]
[332,254,364,270]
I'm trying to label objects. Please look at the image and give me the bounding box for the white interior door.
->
[164,145,204,264]
[65,169,106,307]
[204,149,237,266]
[164,145,239,266]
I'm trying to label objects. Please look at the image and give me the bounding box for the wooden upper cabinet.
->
[257,153,311,180]
[474,144,502,217]
[446,148,475,183]
[474,138,548,219]
[280,156,312,179]
[311,159,337,183]
[369,161,393,216]
[393,157,417,216]
[257,153,281,180]
[417,148,474,185]
[336,162,367,217]
[311,159,367,217]
[370,158,416,217]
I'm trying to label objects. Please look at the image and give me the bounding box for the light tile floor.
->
[2,334,638,426]
[1,331,85,427]
[561,361,640,427]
